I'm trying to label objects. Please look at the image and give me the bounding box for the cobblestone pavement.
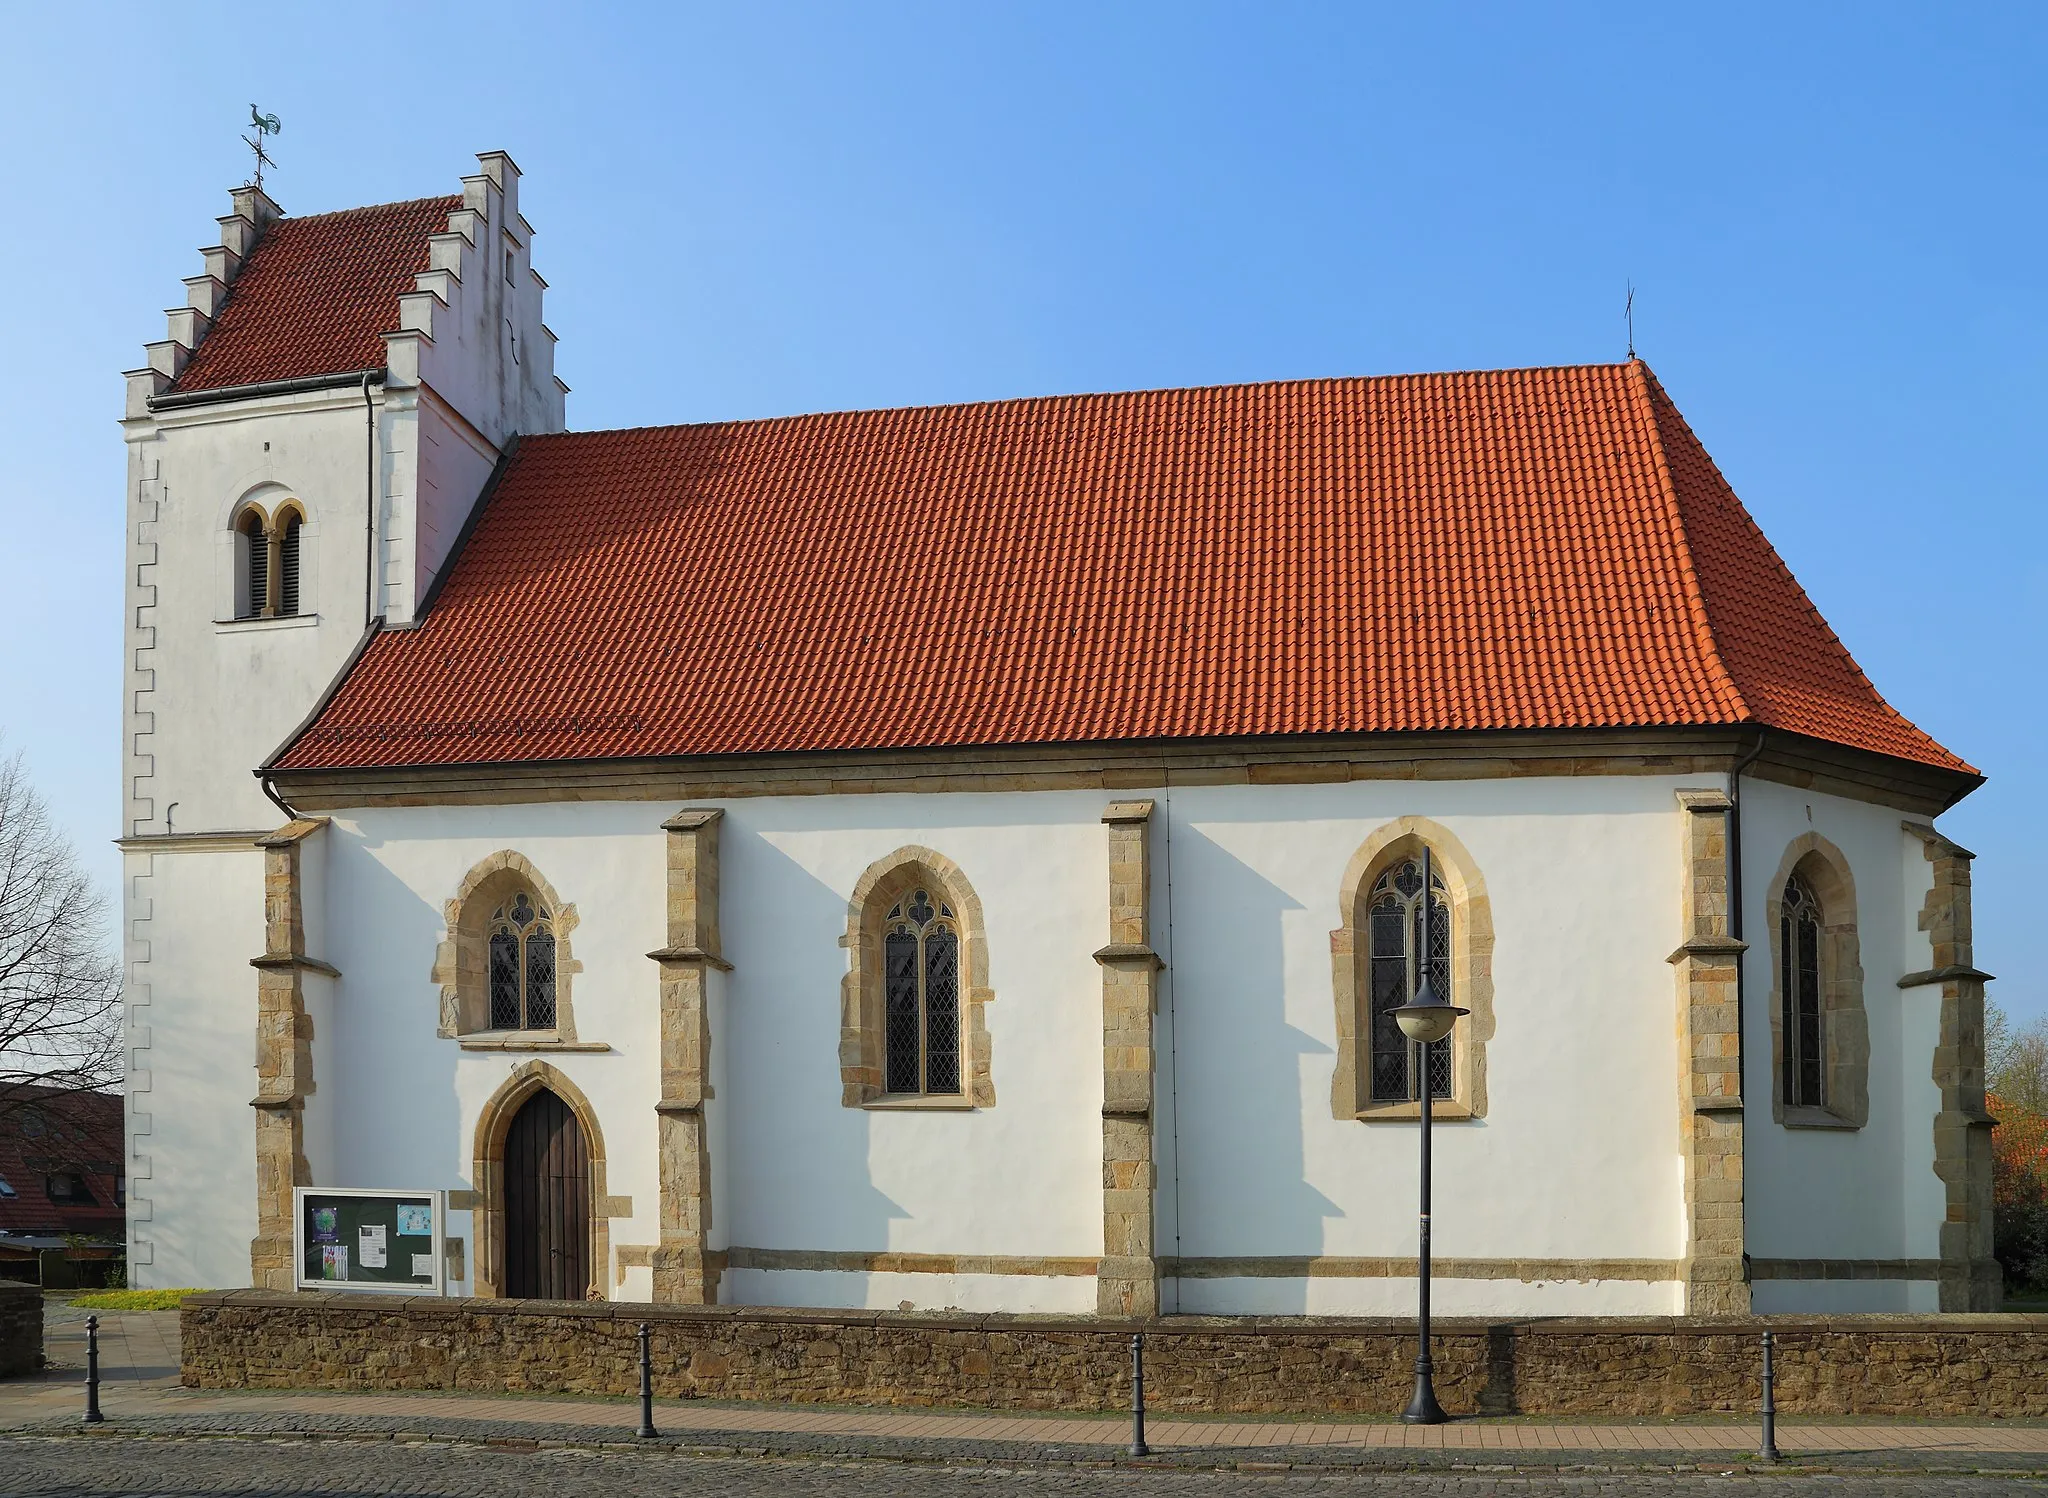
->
[0,1437,2043,1498]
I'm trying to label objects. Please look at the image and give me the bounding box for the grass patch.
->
[67,1288,207,1311]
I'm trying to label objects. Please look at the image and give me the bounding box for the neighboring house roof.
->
[168,196,460,393]
[0,1087,124,1240]
[272,361,1970,778]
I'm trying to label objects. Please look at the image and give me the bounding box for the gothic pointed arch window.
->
[1366,856,1453,1103]
[432,852,585,1046]
[1331,819,1494,1122]
[882,887,961,1095]
[1780,873,1824,1108]
[840,848,996,1108]
[488,889,558,1031]
[1767,836,1868,1129]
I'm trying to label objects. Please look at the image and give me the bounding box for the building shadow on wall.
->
[1166,822,1339,1315]
[721,831,907,1304]
[315,824,466,1220]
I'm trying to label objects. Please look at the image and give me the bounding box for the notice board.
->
[293,1187,446,1294]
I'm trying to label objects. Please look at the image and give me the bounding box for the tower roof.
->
[168,196,460,393]
[271,361,1971,782]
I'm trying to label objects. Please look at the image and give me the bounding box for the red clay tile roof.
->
[169,196,459,393]
[272,362,1971,777]
[0,1088,124,1240]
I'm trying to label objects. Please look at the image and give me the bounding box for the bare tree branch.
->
[0,743,122,1120]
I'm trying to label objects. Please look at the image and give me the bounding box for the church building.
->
[119,154,1999,1318]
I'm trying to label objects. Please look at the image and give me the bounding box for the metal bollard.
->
[83,1314,104,1424]
[1129,1332,1149,1457]
[1759,1329,1779,1462]
[637,1322,658,1439]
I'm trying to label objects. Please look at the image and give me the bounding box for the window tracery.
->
[1366,857,1453,1103]
[1330,819,1493,1122]
[840,847,995,1108]
[882,888,961,1095]
[431,852,584,1046]
[488,889,558,1031]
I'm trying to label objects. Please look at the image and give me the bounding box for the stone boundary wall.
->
[0,1280,42,1377]
[182,1292,2048,1417]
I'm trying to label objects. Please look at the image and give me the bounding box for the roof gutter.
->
[147,367,387,412]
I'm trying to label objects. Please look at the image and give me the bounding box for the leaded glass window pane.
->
[1781,874,1824,1108]
[1368,901,1409,1102]
[526,931,557,1029]
[924,927,961,1094]
[1365,857,1453,1103]
[884,927,921,1093]
[489,932,520,1029]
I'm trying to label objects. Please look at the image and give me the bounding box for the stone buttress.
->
[1668,789,1748,1315]
[648,809,728,1303]
[248,818,333,1290]
[1095,800,1164,1317]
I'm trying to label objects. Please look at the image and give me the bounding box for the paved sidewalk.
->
[8,1304,2047,1469]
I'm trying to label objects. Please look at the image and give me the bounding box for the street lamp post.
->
[1390,846,1467,1426]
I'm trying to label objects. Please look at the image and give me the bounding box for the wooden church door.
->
[503,1089,590,1300]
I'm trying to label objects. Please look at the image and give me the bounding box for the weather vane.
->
[1624,280,1636,360]
[243,105,282,192]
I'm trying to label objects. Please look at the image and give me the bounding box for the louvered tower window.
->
[882,888,961,1094]
[1781,874,1824,1107]
[277,513,302,617]
[487,890,558,1030]
[237,510,269,619]
[1367,856,1453,1103]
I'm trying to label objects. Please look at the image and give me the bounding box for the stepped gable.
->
[168,196,461,393]
[270,362,1971,777]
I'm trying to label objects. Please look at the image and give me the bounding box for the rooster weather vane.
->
[243,105,282,192]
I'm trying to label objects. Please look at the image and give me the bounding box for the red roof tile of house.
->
[169,196,459,393]
[272,362,1971,777]
[0,1088,124,1240]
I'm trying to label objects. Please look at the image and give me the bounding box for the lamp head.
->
[1391,975,1468,1045]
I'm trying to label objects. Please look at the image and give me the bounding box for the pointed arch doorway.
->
[503,1088,590,1299]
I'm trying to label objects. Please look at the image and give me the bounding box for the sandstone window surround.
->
[432,850,605,1052]
[1764,833,1868,1130]
[228,496,308,623]
[1331,817,1494,1122]
[840,846,994,1109]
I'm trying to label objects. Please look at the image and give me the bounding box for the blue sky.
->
[0,3,2040,1021]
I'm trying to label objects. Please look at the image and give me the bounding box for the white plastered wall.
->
[1159,777,1692,1316]
[1740,778,1949,1313]
[160,768,1967,1312]
[295,775,1729,1313]
[124,847,264,1288]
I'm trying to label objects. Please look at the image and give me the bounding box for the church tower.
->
[118,154,566,1284]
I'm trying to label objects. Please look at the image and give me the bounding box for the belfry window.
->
[277,511,302,617]
[882,888,961,1095]
[488,890,558,1031]
[232,501,307,619]
[236,509,269,619]
[1366,857,1453,1103]
[1781,873,1824,1107]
